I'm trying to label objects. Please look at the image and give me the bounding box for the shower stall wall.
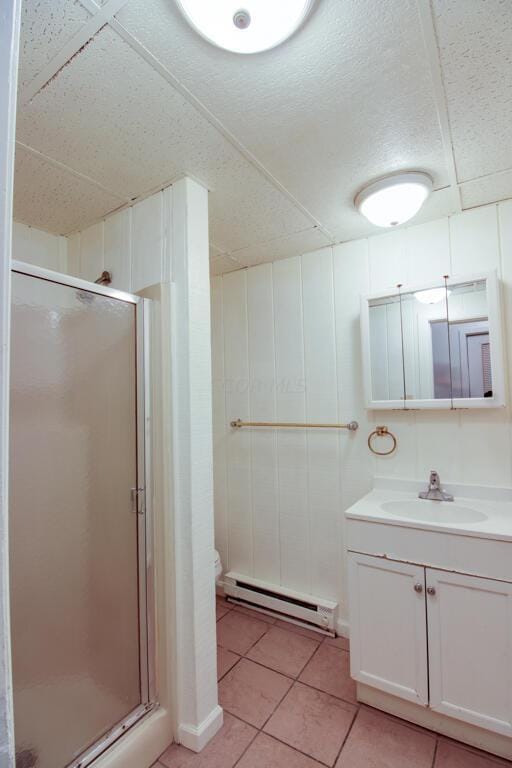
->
[9,262,154,768]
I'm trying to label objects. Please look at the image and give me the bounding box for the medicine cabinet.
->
[360,271,505,409]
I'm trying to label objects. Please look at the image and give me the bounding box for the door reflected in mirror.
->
[446,279,491,399]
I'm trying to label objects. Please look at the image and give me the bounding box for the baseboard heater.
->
[223,571,337,635]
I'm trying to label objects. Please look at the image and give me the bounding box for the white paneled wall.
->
[212,201,512,627]
[67,189,171,292]
[212,245,375,623]
[12,222,67,272]
[13,188,170,293]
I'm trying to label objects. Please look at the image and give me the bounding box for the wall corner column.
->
[168,177,221,751]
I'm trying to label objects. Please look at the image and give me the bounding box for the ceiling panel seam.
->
[211,253,242,266]
[79,0,103,14]
[19,0,132,105]
[415,0,461,212]
[227,226,323,257]
[210,241,230,257]
[16,141,130,202]
[460,198,512,213]
[107,16,336,243]
[458,167,512,186]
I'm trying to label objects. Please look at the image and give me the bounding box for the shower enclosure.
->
[9,262,154,768]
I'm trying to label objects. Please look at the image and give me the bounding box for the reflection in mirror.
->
[368,294,405,402]
[363,272,502,409]
[446,279,491,399]
[401,283,449,401]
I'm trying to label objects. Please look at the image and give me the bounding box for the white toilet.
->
[214,549,222,584]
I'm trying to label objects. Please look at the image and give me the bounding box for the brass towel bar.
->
[230,419,359,431]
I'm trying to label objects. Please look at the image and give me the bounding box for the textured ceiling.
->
[14,0,512,273]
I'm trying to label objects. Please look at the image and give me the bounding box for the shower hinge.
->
[131,487,145,515]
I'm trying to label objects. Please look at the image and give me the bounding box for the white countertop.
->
[345,478,512,542]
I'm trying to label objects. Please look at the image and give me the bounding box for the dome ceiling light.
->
[175,0,315,54]
[355,172,433,228]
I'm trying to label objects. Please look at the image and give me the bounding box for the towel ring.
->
[368,426,397,456]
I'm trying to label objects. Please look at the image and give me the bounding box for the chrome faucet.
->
[418,471,454,502]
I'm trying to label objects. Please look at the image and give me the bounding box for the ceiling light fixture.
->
[174,0,315,54]
[355,172,433,228]
[414,288,450,305]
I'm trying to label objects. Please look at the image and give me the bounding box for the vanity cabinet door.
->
[426,568,512,736]
[348,552,428,705]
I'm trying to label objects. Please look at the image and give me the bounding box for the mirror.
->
[368,294,405,403]
[401,283,449,403]
[447,279,492,400]
[361,272,504,410]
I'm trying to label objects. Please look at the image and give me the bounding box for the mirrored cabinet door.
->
[447,279,491,400]
[361,271,505,410]
[368,294,405,403]
[401,284,449,405]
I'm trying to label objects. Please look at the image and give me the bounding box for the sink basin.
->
[380,499,487,524]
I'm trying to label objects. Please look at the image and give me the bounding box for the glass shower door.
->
[9,269,149,768]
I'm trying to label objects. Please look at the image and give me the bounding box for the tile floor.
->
[153,598,511,768]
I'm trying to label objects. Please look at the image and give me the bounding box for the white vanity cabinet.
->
[348,554,428,705]
[348,551,512,738]
[426,568,512,736]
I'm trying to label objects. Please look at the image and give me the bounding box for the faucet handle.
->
[419,470,453,501]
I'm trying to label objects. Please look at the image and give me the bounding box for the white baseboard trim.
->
[178,705,224,752]
[336,617,350,639]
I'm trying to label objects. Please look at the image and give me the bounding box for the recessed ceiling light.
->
[414,288,450,305]
[175,0,315,54]
[355,172,433,228]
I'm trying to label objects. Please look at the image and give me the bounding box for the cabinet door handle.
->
[426,586,436,596]
[414,583,423,593]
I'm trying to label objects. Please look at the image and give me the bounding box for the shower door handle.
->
[131,487,145,515]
